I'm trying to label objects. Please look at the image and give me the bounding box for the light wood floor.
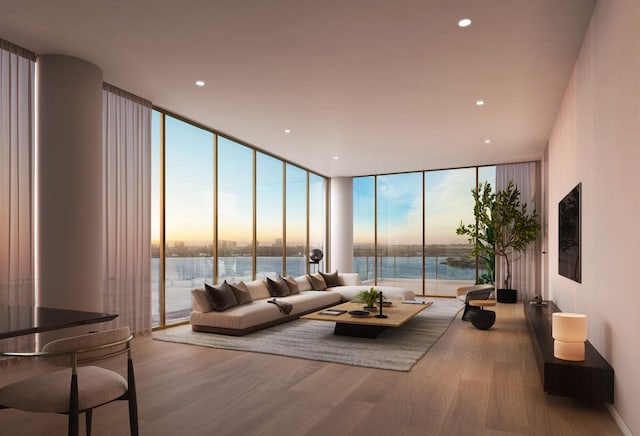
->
[0,302,621,436]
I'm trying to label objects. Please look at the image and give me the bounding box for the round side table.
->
[468,299,496,330]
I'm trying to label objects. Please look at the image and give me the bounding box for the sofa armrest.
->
[338,273,361,286]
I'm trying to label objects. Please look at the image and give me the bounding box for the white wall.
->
[329,177,353,273]
[547,0,639,433]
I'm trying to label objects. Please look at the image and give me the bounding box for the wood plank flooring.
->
[0,302,622,435]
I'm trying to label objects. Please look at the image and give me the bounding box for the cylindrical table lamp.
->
[552,312,587,361]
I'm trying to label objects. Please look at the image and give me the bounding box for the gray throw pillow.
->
[229,281,253,305]
[307,273,327,291]
[282,275,300,295]
[205,281,239,311]
[266,276,291,297]
[319,270,340,288]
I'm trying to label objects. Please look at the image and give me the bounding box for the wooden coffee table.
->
[301,299,433,338]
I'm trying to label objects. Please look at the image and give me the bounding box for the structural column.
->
[36,55,104,312]
[329,177,353,272]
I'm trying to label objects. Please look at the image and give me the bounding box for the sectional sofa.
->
[190,272,416,336]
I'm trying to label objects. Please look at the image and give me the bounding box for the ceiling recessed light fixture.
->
[284,129,291,134]
[475,99,485,106]
[333,156,340,160]
[195,80,205,87]
[458,18,472,28]
[484,139,492,144]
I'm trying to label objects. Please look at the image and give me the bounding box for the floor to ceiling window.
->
[285,164,307,276]
[218,137,254,283]
[354,166,496,297]
[308,173,327,272]
[353,176,375,282]
[152,110,327,327]
[376,173,423,289]
[151,111,162,325]
[164,117,214,324]
[256,152,284,279]
[424,168,476,296]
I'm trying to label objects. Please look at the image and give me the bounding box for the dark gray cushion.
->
[282,276,300,295]
[307,273,327,291]
[319,270,340,288]
[205,281,238,311]
[229,281,253,305]
[266,276,290,297]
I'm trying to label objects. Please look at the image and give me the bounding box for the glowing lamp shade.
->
[552,313,587,361]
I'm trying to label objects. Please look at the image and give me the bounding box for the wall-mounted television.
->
[558,183,581,283]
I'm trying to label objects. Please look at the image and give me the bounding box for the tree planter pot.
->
[497,288,517,304]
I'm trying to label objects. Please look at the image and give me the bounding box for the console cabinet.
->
[524,301,614,403]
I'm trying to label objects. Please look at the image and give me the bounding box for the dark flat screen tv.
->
[558,183,581,283]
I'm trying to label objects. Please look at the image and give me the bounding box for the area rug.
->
[153,298,462,372]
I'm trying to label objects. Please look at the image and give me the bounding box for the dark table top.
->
[0,305,118,339]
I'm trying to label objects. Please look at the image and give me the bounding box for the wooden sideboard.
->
[523,300,614,403]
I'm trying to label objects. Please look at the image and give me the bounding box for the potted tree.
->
[456,181,540,303]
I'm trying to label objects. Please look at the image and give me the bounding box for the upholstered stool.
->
[468,299,496,330]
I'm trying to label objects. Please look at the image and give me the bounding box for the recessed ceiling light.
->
[333,156,340,160]
[484,139,492,144]
[475,100,485,106]
[284,129,291,134]
[195,80,205,87]
[458,18,472,28]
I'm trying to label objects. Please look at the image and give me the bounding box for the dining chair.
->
[0,327,138,436]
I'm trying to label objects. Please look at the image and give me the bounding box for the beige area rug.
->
[153,298,462,372]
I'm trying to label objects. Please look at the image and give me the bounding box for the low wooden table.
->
[301,300,433,338]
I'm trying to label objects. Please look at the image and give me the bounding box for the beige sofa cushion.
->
[192,288,212,312]
[308,273,327,290]
[331,285,416,301]
[244,279,271,300]
[337,273,361,286]
[294,275,312,292]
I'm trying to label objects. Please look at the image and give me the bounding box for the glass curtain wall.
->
[477,166,497,282]
[353,176,376,283]
[151,111,162,325]
[285,164,308,276]
[151,111,326,327]
[218,137,254,283]
[308,174,327,273]
[424,168,476,296]
[256,152,284,279]
[354,166,496,296]
[164,117,214,324]
[376,173,424,289]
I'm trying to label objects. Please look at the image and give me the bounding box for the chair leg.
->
[69,374,79,436]
[127,358,139,436]
[86,409,93,436]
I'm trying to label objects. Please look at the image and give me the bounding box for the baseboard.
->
[606,404,633,436]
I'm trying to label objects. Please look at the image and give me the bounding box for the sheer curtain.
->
[496,162,540,299]
[0,40,36,351]
[103,84,152,335]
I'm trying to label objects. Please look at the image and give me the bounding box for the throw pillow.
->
[319,270,341,288]
[307,273,327,291]
[229,281,253,305]
[191,288,213,312]
[204,281,239,311]
[282,275,300,295]
[266,276,291,297]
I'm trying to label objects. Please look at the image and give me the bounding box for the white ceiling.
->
[0,0,595,177]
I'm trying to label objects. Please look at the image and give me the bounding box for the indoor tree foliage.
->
[456,181,540,290]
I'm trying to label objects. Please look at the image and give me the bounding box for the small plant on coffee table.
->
[354,287,384,310]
